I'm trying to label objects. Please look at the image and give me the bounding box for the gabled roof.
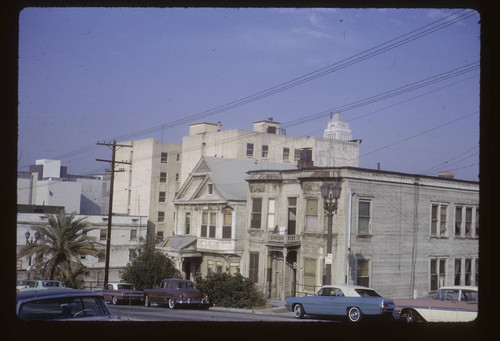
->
[160,235,197,250]
[175,156,297,202]
[203,157,297,201]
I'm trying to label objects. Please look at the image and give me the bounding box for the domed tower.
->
[323,112,352,141]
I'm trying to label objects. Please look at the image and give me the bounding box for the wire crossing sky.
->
[18,8,480,181]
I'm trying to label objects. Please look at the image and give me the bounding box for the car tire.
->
[293,304,305,319]
[112,296,118,305]
[144,295,150,307]
[405,309,419,323]
[347,307,363,323]
[168,298,177,309]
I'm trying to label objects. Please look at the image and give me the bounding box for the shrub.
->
[120,235,180,290]
[196,267,266,309]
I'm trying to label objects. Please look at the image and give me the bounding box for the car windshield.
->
[178,282,193,289]
[117,284,133,290]
[18,296,108,321]
[354,289,381,297]
[43,281,63,287]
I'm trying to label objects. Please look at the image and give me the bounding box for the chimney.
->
[297,148,313,169]
[437,171,454,179]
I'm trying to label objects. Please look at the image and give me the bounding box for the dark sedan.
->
[96,282,143,305]
[16,288,120,321]
[143,278,210,309]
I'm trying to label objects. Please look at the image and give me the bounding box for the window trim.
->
[250,198,263,229]
[161,152,168,163]
[430,257,447,292]
[357,199,372,236]
[430,203,449,238]
[246,143,254,157]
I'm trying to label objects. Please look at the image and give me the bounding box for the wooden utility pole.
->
[96,140,131,288]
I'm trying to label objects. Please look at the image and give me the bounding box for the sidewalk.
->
[209,298,291,317]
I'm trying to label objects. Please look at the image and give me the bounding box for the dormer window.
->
[208,183,213,195]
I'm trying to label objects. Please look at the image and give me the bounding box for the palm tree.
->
[18,210,100,287]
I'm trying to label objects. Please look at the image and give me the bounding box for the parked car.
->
[285,285,395,322]
[17,279,66,292]
[143,278,210,309]
[393,286,478,322]
[16,288,120,321]
[95,282,143,305]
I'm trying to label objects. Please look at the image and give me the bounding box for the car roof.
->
[321,284,374,291]
[439,286,478,291]
[17,288,102,301]
[162,278,191,283]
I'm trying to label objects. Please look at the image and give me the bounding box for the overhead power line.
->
[112,9,477,142]
[281,62,479,129]
[17,9,478,171]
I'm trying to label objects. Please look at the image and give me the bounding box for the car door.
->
[150,282,166,303]
[301,289,327,315]
[330,288,350,316]
[428,289,459,322]
[455,289,478,322]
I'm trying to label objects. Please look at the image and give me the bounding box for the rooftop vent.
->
[437,171,454,179]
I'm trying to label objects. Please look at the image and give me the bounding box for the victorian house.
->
[162,156,296,281]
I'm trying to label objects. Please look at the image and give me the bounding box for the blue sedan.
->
[285,285,394,322]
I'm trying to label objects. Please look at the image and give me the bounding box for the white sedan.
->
[393,286,478,322]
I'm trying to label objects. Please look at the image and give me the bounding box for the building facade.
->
[243,166,479,300]
[17,159,107,215]
[112,118,360,240]
[112,138,182,238]
[180,118,361,185]
[165,157,296,282]
[17,210,147,289]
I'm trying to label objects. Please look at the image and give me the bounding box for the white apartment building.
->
[17,210,147,289]
[112,138,182,238]
[181,118,361,185]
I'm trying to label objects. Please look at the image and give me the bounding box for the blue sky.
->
[18,7,480,181]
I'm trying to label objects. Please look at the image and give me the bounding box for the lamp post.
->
[25,230,40,280]
[320,181,341,285]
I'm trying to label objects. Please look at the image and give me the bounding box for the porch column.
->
[281,247,287,301]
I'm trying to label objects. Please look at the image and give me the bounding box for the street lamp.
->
[320,181,341,285]
[25,230,40,280]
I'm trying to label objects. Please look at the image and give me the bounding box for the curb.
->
[209,305,290,317]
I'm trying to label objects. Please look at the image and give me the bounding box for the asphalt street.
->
[107,303,332,322]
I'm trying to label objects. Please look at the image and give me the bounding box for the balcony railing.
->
[266,232,301,246]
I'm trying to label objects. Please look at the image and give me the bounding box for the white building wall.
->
[181,126,361,184]
[113,138,182,237]
[244,167,479,300]
[35,159,61,178]
[34,180,82,213]
[17,173,32,204]
[17,213,147,289]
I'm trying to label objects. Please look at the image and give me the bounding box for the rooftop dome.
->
[324,112,352,141]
